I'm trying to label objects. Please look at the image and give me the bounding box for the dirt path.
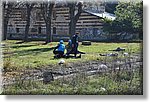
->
[3,54,142,85]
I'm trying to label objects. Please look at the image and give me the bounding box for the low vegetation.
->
[2,40,142,95]
[3,70,142,95]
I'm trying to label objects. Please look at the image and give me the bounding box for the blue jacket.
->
[57,43,65,52]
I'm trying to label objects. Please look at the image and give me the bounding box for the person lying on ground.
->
[108,47,125,52]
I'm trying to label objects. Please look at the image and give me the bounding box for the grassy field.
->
[1,40,143,95]
[2,40,142,71]
[3,73,142,95]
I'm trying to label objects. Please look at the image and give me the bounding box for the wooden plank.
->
[79,16,99,19]
[55,13,69,16]
[13,19,26,21]
[56,11,69,14]
[14,22,26,24]
[8,26,102,30]
[36,21,45,23]
[80,13,93,16]
[53,21,70,23]
[76,26,103,29]
[10,15,22,18]
[78,17,102,20]
[52,18,103,23]
[10,23,102,28]
[76,22,102,25]
[10,13,22,15]
[78,19,103,23]
[55,8,69,11]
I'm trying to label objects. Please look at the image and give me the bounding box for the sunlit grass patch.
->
[2,40,142,70]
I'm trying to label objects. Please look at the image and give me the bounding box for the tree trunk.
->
[46,3,53,43]
[69,3,75,37]
[41,2,54,44]
[69,2,83,37]
[3,3,12,40]
[69,6,75,36]
[24,4,34,42]
[24,8,31,42]
[3,18,9,40]
[46,23,51,43]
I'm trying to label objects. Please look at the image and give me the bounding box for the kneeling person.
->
[53,40,65,58]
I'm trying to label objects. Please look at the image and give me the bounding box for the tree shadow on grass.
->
[15,41,25,44]
[10,44,37,49]
[14,47,55,56]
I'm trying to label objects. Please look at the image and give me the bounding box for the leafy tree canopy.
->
[103,1,143,39]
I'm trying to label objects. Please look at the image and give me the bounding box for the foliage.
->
[105,1,118,14]
[103,1,143,40]
[115,1,143,33]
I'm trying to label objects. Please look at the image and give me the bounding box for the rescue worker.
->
[53,40,65,58]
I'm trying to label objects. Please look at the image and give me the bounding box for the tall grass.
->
[3,70,142,95]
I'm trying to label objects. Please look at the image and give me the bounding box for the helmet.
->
[76,32,80,34]
[59,40,64,44]
[68,40,72,43]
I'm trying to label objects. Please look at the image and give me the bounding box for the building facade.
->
[7,5,115,41]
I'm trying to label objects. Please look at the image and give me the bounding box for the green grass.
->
[2,40,142,95]
[3,70,142,95]
[2,40,142,70]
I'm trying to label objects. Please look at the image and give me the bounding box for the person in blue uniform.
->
[66,39,72,54]
[53,40,65,58]
[66,32,79,57]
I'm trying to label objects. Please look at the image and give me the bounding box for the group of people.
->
[53,32,79,58]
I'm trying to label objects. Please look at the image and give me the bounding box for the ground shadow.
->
[13,47,55,56]
[10,44,37,49]
[15,41,25,44]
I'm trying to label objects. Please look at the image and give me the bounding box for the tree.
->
[3,1,15,40]
[105,1,118,14]
[103,1,143,40]
[68,1,83,37]
[40,0,54,43]
[132,1,143,39]
[114,1,143,34]
[3,0,26,40]
[24,2,35,42]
